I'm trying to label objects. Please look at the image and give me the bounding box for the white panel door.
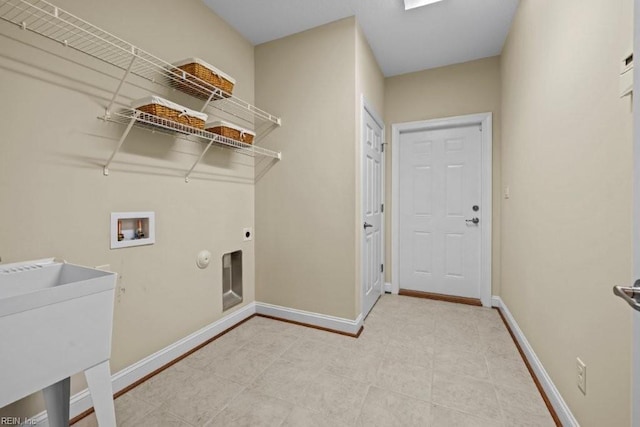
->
[399,125,482,298]
[362,106,384,317]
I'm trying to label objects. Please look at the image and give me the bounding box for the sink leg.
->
[85,361,116,427]
[43,377,70,427]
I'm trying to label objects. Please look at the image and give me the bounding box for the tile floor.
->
[74,295,556,426]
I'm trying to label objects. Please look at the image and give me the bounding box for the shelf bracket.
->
[200,90,216,113]
[185,137,217,183]
[105,53,137,119]
[103,111,139,176]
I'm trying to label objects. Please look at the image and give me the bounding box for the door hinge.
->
[381,203,384,213]
[381,264,384,273]
[381,143,385,153]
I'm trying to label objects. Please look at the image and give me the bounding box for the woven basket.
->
[173,63,234,100]
[207,125,254,145]
[136,104,205,130]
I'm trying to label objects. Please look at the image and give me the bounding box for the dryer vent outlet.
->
[222,250,242,311]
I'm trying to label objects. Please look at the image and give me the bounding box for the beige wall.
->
[356,24,385,115]
[0,0,256,418]
[500,0,634,425]
[384,57,502,295]
[255,18,359,319]
[355,23,385,313]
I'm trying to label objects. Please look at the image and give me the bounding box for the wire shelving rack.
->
[0,0,282,180]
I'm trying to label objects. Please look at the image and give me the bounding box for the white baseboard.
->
[491,296,502,308]
[255,302,363,335]
[491,296,579,427]
[384,282,393,293]
[30,302,257,426]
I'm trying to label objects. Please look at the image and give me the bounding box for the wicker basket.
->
[206,122,255,145]
[136,104,206,130]
[173,61,234,100]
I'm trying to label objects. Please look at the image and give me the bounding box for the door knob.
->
[613,279,640,312]
[465,218,479,224]
[363,222,373,229]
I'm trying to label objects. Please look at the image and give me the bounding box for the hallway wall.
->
[500,0,634,424]
[255,18,359,319]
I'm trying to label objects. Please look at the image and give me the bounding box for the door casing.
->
[631,0,639,423]
[392,113,493,307]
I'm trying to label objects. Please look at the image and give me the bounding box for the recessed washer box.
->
[111,212,155,249]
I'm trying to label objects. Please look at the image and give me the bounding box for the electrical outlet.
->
[504,186,510,199]
[243,228,253,241]
[576,357,587,395]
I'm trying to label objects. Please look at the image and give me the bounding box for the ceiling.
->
[202,0,520,77]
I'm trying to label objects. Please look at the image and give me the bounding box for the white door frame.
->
[632,0,639,423]
[391,113,493,307]
[360,95,385,316]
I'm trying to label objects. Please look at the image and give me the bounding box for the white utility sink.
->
[0,259,117,426]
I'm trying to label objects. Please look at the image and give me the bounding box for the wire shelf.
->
[101,109,280,182]
[108,109,281,160]
[0,0,282,128]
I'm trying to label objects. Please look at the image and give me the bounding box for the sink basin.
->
[0,258,117,425]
